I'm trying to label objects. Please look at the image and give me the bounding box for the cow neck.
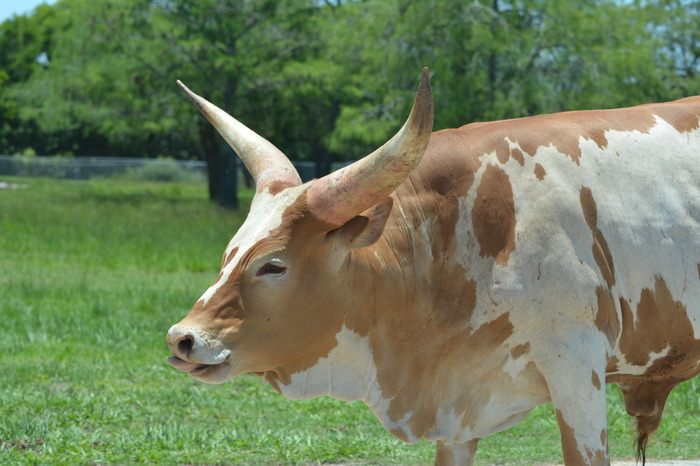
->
[336,163,528,443]
[257,196,416,397]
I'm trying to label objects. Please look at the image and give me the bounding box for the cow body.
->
[168,71,700,464]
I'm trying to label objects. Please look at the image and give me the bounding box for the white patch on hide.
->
[278,325,421,442]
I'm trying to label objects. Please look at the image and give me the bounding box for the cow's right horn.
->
[177,81,302,193]
[306,68,434,227]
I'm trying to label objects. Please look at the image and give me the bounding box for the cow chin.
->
[166,353,236,384]
[187,361,234,384]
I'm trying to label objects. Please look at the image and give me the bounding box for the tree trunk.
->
[201,120,239,210]
[209,142,239,209]
[314,143,332,178]
[487,0,500,104]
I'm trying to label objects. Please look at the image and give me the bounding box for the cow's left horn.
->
[177,81,302,192]
[307,68,434,227]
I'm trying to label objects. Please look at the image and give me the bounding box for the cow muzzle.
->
[166,325,233,383]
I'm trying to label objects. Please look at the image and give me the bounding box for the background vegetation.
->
[1,177,698,464]
[1,0,699,207]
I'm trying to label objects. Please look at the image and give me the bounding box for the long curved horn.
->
[307,67,434,227]
[177,80,302,192]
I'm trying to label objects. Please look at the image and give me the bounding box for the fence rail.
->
[0,155,350,182]
[0,155,207,180]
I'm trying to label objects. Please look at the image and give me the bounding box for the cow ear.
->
[331,197,394,249]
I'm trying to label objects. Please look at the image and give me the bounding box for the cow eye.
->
[256,262,287,276]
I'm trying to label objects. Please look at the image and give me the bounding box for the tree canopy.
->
[1,0,698,207]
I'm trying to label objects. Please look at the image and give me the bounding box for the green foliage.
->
[6,0,184,157]
[0,4,58,155]
[0,0,699,197]
[0,177,699,464]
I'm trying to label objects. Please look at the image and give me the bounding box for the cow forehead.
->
[224,186,303,256]
[200,184,308,306]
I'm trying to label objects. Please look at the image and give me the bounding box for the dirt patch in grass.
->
[0,438,45,452]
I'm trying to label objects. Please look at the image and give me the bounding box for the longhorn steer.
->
[167,68,700,465]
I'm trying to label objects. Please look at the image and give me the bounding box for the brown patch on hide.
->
[556,409,588,465]
[419,130,479,200]
[589,447,607,465]
[611,275,700,461]
[580,187,615,288]
[510,342,531,359]
[598,428,610,465]
[472,164,516,265]
[221,247,239,268]
[606,356,620,374]
[618,276,698,368]
[595,286,619,346]
[266,180,292,195]
[648,98,700,133]
[404,131,480,262]
[386,133,480,325]
[429,278,478,325]
[617,298,633,346]
[454,96,700,167]
[511,148,525,166]
[534,163,546,180]
[435,439,479,464]
[591,370,602,390]
[374,313,519,441]
[601,428,609,453]
[556,409,607,465]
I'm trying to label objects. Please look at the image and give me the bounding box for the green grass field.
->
[1,176,698,465]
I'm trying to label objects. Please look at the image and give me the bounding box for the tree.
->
[2,0,698,209]
[318,0,685,157]
[157,0,329,207]
[637,0,700,98]
[4,0,335,208]
[6,0,188,158]
[0,4,58,155]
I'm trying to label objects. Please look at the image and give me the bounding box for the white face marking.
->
[199,185,307,306]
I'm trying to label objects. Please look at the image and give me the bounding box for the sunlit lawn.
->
[1,176,698,464]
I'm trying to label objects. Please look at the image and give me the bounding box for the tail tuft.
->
[634,426,648,466]
[619,381,678,466]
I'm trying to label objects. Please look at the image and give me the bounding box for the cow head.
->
[166,69,433,385]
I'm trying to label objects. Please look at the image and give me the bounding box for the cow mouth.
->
[167,356,220,375]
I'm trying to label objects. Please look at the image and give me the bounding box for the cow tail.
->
[634,425,648,466]
[621,381,677,466]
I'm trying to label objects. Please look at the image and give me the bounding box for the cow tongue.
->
[167,356,207,372]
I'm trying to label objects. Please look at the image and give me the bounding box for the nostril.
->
[178,334,194,357]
